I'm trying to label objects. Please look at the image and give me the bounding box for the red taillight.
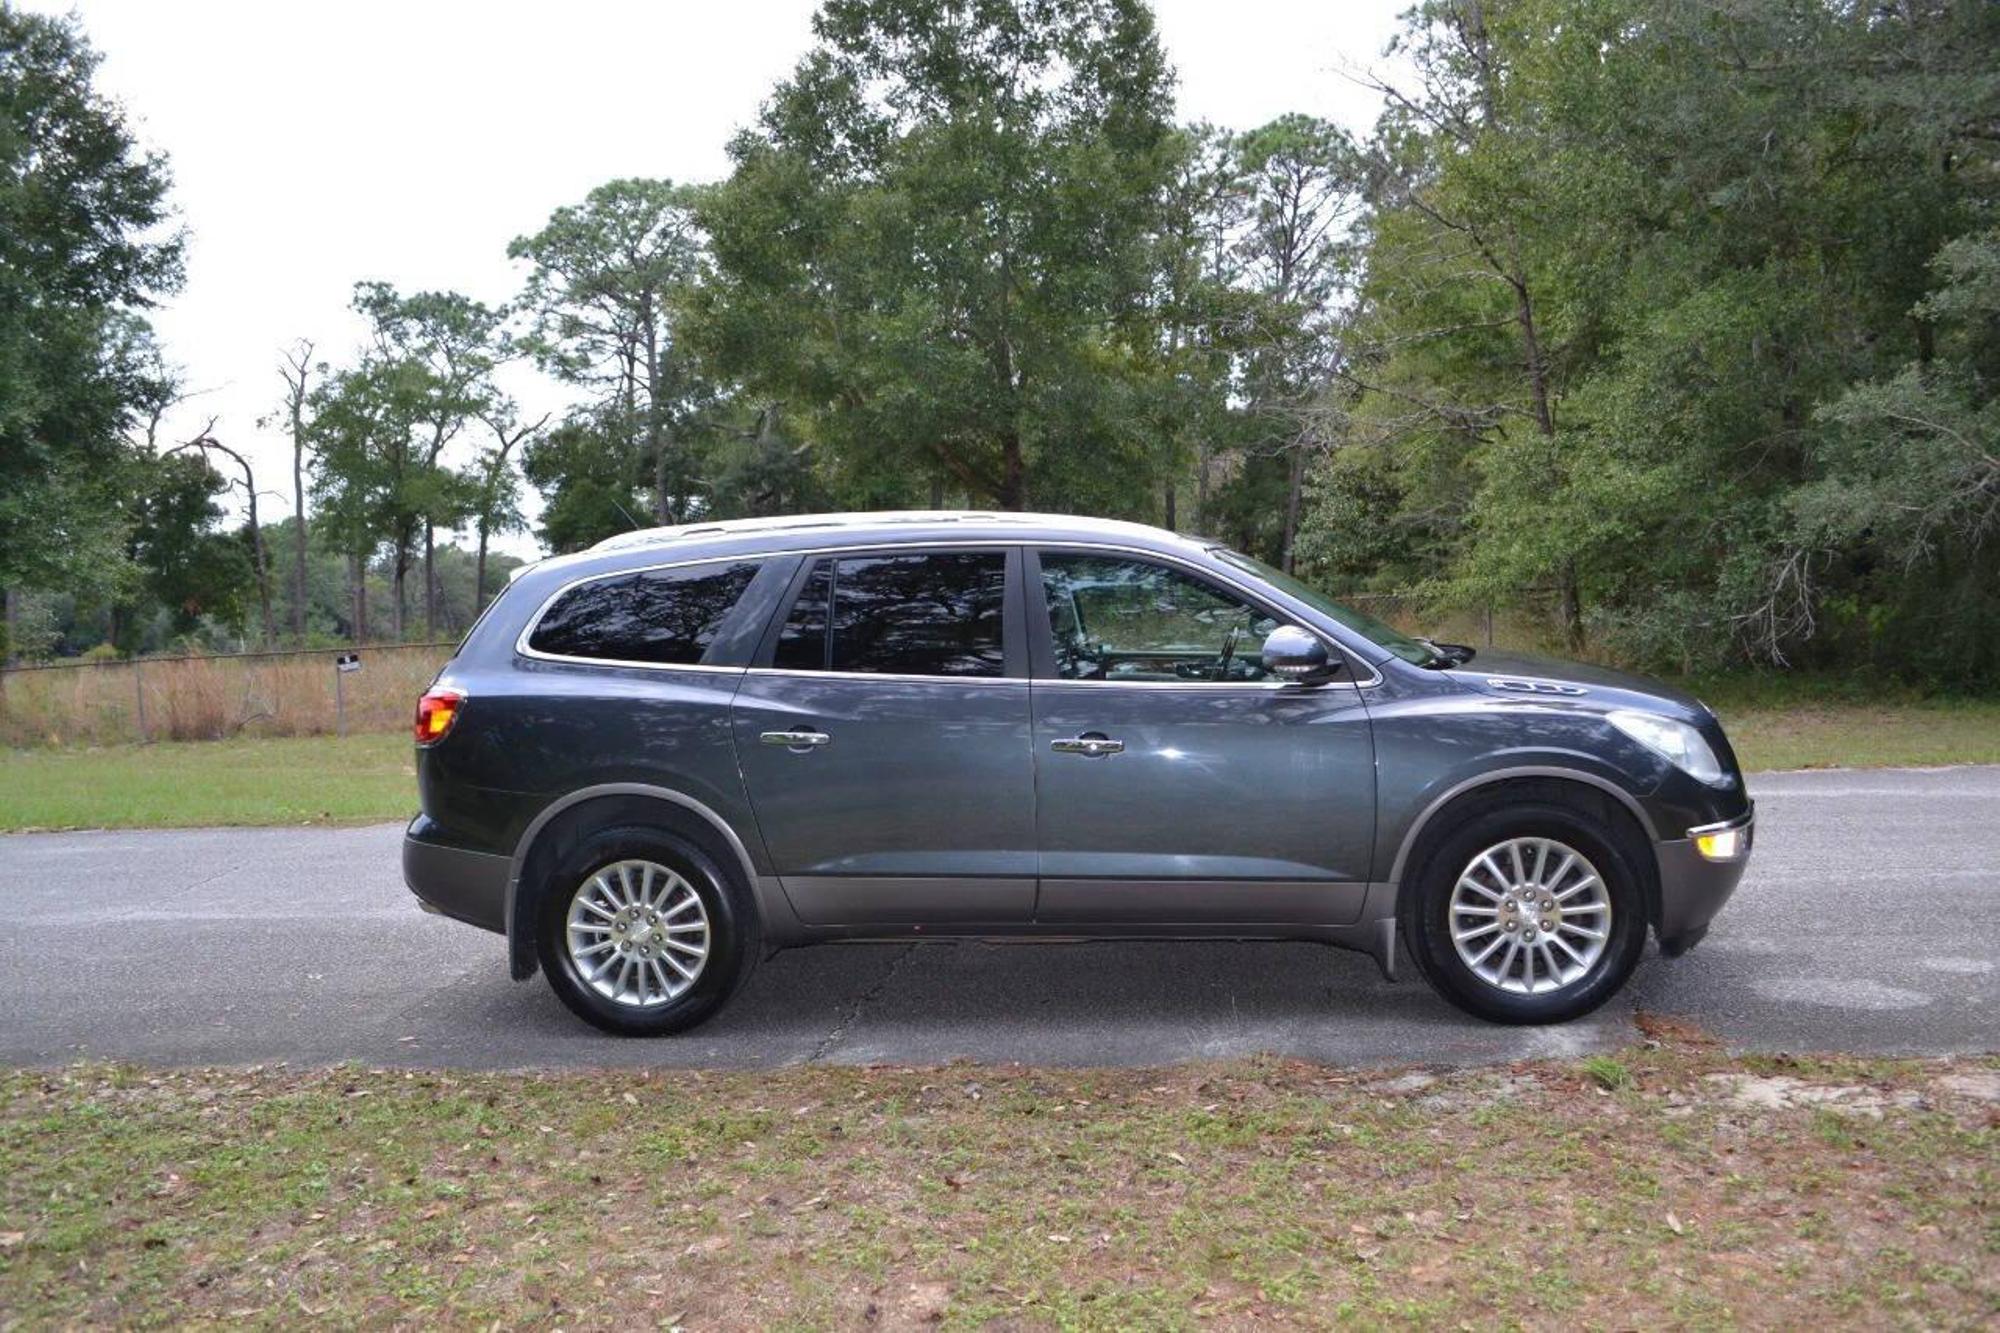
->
[414,687,464,745]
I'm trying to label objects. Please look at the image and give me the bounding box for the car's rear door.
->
[730,546,1036,926]
[1026,547,1376,925]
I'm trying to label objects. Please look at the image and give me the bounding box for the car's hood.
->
[1442,649,1708,719]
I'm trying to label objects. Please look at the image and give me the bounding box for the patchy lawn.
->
[1716,697,2000,772]
[1,1042,1993,1328]
[0,733,412,831]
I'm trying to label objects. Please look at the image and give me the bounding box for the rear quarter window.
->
[526,561,762,665]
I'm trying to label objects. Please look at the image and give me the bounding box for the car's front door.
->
[731,547,1036,926]
[1027,548,1376,925]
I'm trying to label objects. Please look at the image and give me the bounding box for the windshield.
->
[1211,549,1440,667]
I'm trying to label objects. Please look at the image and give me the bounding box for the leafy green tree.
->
[0,7,182,646]
[510,179,710,526]
[310,283,500,638]
[123,451,252,640]
[695,0,1178,512]
[1314,0,1999,680]
[520,420,649,553]
[1222,114,1363,569]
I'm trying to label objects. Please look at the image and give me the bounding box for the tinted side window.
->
[1039,553,1279,682]
[528,561,761,664]
[770,552,1006,677]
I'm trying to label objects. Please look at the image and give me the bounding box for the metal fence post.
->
[334,657,346,737]
[133,659,148,742]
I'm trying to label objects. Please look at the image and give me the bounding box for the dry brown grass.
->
[0,646,450,748]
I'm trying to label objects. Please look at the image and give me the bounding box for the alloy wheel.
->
[564,859,711,1007]
[1447,836,1611,995]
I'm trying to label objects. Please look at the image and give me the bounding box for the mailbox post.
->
[334,652,361,736]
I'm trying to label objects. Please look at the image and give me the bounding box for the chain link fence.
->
[0,643,454,748]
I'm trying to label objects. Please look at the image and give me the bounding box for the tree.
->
[169,419,273,646]
[695,0,1178,512]
[312,283,500,639]
[0,7,183,645]
[124,450,252,640]
[1312,0,2000,679]
[1229,114,1364,569]
[520,420,649,553]
[470,404,545,609]
[273,340,323,645]
[510,179,709,527]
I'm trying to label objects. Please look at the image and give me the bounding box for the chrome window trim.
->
[513,537,1382,688]
[744,668,1030,685]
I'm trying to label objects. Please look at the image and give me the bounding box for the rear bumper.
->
[403,815,509,935]
[1652,805,1753,956]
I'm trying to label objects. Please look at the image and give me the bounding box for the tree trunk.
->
[929,476,945,509]
[350,551,369,643]
[475,522,491,612]
[653,438,671,524]
[423,520,436,640]
[391,545,408,641]
[1280,442,1307,574]
[2,586,17,665]
[290,476,308,643]
[1164,480,1177,532]
[1195,444,1211,536]
[1559,558,1583,653]
[283,343,314,646]
[246,491,272,649]
[997,430,1026,511]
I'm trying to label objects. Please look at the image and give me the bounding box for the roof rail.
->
[589,510,1036,552]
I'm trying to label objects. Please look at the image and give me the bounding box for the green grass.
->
[0,1048,1992,1328]
[0,733,414,831]
[1714,696,2000,771]
[0,692,1994,832]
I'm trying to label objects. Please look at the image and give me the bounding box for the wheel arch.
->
[505,784,764,981]
[1389,768,1661,929]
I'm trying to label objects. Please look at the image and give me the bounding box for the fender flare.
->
[1386,764,1660,887]
[504,782,764,975]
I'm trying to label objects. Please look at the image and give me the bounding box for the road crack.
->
[809,942,920,1063]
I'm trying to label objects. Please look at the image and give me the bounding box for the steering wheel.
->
[1216,624,1242,681]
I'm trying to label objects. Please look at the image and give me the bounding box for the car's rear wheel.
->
[535,824,757,1036]
[1402,802,1646,1024]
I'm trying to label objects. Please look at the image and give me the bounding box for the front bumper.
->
[402,815,510,935]
[1652,805,1754,956]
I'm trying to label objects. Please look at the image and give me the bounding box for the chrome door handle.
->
[1050,733,1123,758]
[760,727,831,751]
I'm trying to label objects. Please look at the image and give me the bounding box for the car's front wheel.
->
[1402,803,1647,1024]
[535,825,757,1036]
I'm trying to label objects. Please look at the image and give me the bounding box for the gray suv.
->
[404,511,1753,1034]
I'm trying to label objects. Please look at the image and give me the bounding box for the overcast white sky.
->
[35,0,1407,558]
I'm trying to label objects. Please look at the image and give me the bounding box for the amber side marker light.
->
[414,687,464,745]
[1694,826,1746,861]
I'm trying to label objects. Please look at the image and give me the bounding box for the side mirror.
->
[1261,625,1333,684]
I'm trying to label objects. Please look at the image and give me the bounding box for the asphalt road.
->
[1,766,1994,1070]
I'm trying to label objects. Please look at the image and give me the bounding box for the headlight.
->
[1608,710,1725,784]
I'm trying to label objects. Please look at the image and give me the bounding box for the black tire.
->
[1400,801,1647,1024]
[535,823,759,1036]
